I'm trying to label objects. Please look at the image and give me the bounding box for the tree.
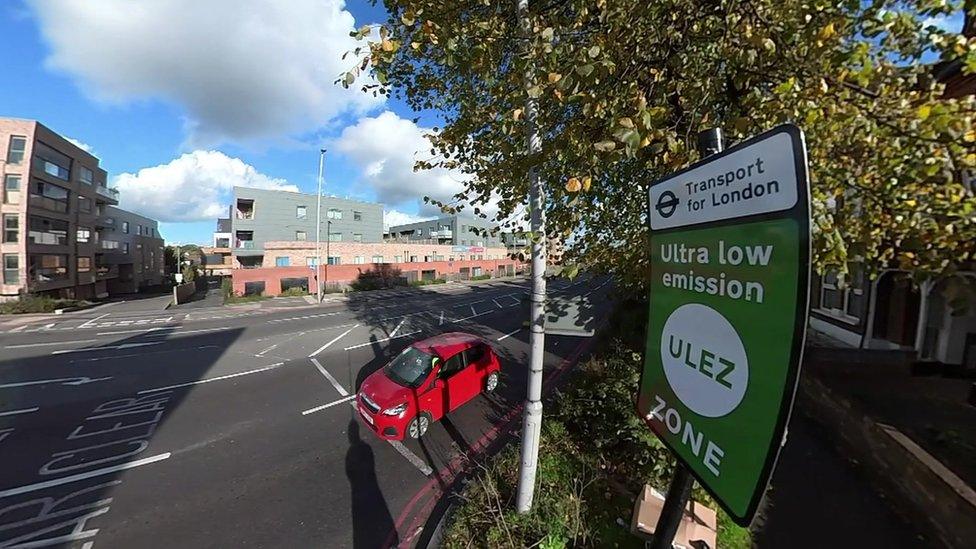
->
[345,0,976,292]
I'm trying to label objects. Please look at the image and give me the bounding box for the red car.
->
[356,332,502,440]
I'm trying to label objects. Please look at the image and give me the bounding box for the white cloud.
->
[923,12,964,32]
[384,209,434,230]
[334,111,498,218]
[114,150,298,222]
[65,137,95,156]
[28,0,383,146]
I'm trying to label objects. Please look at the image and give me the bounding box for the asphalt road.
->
[0,276,612,549]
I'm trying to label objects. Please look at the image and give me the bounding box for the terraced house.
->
[0,118,164,301]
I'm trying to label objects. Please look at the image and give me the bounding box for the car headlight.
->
[382,403,408,417]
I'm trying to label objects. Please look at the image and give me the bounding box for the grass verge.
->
[224,294,270,305]
[0,295,88,314]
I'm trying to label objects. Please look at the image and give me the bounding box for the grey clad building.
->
[386,215,512,248]
[215,186,384,267]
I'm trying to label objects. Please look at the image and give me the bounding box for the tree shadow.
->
[345,419,396,549]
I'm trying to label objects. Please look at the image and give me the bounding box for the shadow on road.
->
[345,419,397,549]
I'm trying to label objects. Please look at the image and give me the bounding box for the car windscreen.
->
[383,346,435,388]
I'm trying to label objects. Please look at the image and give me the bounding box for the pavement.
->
[0,276,611,549]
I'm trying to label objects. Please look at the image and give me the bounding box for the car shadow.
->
[345,419,397,549]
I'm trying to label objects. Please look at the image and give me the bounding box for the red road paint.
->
[383,331,600,548]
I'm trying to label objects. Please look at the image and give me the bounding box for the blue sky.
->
[0,0,456,245]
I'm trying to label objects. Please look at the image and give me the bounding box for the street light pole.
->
[515,0,548,514]
[316,149,326,303]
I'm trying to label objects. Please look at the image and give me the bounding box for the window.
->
[100,240,119,250]
[33,142,71,180]
[327,208,342,220]
[80,167,94,185]
[78,195,92,213]
[327,256,341,265]
[77,257,92,273]
[6,136,26,164]
[394,255,402,263]
[329,232,342,242]
[122,221,129,233]
[353,211,362,221]
[136,224,142,236]
[353,233,363,243]
[461,240,467,245]
[372,255,383,263]
[3,254,19,284]
[816,267,865,322]
[439,353,465,378]
[30,180,69,213]
[30,254,68,282]
[3,215,18,243]
[3,175,21,204]
[123,242,130,254]
[353,256,365,264]
[77,228,91,243]
[28,216,68,245]
[306,257,319,267]
[296,231,307,241]
[275,256,290,267]
[296,206,307,219]
[465,344,486,365]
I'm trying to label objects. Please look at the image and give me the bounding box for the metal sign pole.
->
[648,127,724,549]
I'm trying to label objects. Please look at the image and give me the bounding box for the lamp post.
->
[315,148,326,303]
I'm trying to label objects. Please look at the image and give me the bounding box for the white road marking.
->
[268,311,342,323]
[308,325,359,358]
[439,311,444,325]
[4,339,99,349]
[137,363,285,394]
[41,323,56,330]
[493,298,503,308]
[389,319,405,338]
[301,395,357,415]
[343,330,422,351]
[0,428,12,444]
[79,313,111,329]
[0,376,112,390]
[310,357,350,396]
[0,407,39,418]
[51,341,163,355]
[0,453,171,499]
[389,440,434,476]
[455,310,493,322]
[470,305,476,317]
[8,325,26,333]
[71,345,221,363]
[497,328,522,341]
[96,326,225,336]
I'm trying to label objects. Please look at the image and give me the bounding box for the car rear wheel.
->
[485,371,499,392]
[408,413,431,439]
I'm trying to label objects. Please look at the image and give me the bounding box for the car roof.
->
[412,332,486,358]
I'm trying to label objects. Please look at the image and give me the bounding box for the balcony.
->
[95,185,119,203]
[96,264,119,279]
[237,240,255,249]
[431,230,453,239]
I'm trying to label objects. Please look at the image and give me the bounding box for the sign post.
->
[638,124,811,535]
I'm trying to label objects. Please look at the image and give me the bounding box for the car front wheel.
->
[485,371,499,392]
[407,413,430,439]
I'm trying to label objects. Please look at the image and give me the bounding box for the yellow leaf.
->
[565,177,582,193]
[965,130,976,143]
[817,23,836,41]
[917,105,931,120]
[581,176,592,192]
[904,199,917,207]
[548,72,562,84]
[513,108,523,121]
[381,39,395,52]
[618,117,634,128]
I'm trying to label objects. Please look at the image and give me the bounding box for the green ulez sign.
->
[638,124,810,525]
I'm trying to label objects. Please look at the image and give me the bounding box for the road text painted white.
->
[0,407,40,418]
[78,313,111,329]
[137,363,285,394]
[0,376,112,390]
[0,453,171,499]
[308,325,359,358]
[301,395,357,415]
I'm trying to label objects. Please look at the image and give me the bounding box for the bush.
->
[224,292,268,305]
[351,264,404,291]
[221,278,233,299]
[278,287,307,297]
[470,274,492,281]
[409,278,447,287]
[0,295,84,314]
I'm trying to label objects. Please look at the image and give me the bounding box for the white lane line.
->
[0,428,13,444]
[497,327,522,341]
[301,395,357,415]
[0,376,112,389]
[0,453,171,499]
[492,298,503,309]
[310,357,350,396]
[439,311,444,325]
[5,339,98,349]
[79,313,111,329]
[455,310,493,322]
[8,325,26,333]
[96,326,181,336]
[0,407,39,418]
[140,327,232,338]
[389,319,405,339]
[51,341,163,355]
[41,323,56,330]
[72,345,220,363]
[137,362,285,394]
[389,440,434,476]
[309,325,359,358]
[268,311,342,323]
[342,330,422,351]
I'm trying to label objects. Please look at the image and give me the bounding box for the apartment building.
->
[386,215,520,248]
[0,118,164,300]
[213,186,384,268]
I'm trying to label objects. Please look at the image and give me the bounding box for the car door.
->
[417,358,446,421]
[440,351,476,412]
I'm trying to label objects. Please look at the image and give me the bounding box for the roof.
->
[411,332,486,358]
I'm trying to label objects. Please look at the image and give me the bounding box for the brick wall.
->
[261,240,510,268]
[232,259,521,296]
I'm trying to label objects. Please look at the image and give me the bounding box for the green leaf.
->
[527,85,543,99]
[593,140,616,152]
[576,64,595,77]
[588,45,600,58]
[343,72,356,87]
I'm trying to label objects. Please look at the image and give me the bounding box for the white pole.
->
[515,0,548,514]
[316,149,326,303]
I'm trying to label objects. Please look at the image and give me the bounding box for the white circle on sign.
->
[660,303,748,418]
